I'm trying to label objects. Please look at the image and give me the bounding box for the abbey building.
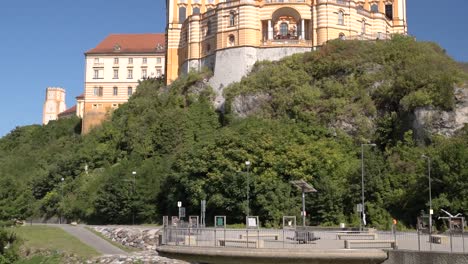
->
[165,0,407,95]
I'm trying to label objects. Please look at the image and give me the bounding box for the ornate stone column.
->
[301,19,305,40]
[268,19,273,40]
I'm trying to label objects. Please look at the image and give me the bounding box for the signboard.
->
[171,216,179,226]
[189,216,199,228]
[356,204,363,213]
[179,207,186,218]
[215,216,226,228]
[246,216,259,229]
[163,216,169,227]
[282,216,296,229]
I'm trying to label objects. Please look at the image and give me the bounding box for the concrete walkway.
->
[57,224,127,255]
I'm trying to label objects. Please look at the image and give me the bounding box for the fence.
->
[162,226,467,253]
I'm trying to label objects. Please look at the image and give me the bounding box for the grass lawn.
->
[10,225,100,258]
[14,254,62,264]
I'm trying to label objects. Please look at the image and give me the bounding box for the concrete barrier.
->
[384,250,468,264]
[157,246,388,264]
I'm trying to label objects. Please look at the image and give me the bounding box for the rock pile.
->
[91,226,160,251]
[90,251,187,264]
[90,226,189,264]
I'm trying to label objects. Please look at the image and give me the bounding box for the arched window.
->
[361,20,366,34]
[228,34,235,46]
[193,7,200,15]
[280,22,288,37]
[179,6,186,23]
[339,33,346,40]
[338,10,344,25]
[370,4,378,13]
[206,20,212,35]
[229,11,235,27]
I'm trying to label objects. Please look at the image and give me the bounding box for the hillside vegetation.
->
[0,36,466,231]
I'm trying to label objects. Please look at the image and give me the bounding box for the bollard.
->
[417,230,421,251]
[450,231,453,253]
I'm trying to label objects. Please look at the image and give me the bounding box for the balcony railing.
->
[345,33,391,41]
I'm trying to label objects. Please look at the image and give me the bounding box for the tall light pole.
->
[132,171,137,225]
[421,155,432,242]
[60,177,64,224]
[361,143,376,231]
[245,161,251,217]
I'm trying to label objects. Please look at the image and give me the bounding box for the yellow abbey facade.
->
[166,0,407,91]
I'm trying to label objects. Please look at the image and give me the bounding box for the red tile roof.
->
[86,33,165,54]
[76,93,84,100]
[58,105,77,118]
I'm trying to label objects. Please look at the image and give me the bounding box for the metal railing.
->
[162,226,467,253]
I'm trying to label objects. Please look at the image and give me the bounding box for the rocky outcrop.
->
[413,86,468,138]
[231,93,272,117]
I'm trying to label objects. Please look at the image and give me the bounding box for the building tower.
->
[42,87,66,125]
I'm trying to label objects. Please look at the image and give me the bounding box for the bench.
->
[430,235,448,244]
[239,234,279,240]
[344,240,397,249]
[218,239,264,248]
[337,233,377,240]
[287,231,320,244]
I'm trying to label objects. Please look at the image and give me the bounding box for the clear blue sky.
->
[0,0,466,137]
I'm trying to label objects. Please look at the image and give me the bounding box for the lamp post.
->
[60,177,64,224]
[421,155,432,246]
[361,143,376,231]
[132,171,137,225]
[245,161,251,217]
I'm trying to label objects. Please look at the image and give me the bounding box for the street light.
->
[132,171,137,225]
[60,177,64,224]
[245,161,251,217]
[421,155,432,244]
[361,143,376,231]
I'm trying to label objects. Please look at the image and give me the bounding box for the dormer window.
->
[113,44,121,52]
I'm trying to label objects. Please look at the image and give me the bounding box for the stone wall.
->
[204,46,311,109]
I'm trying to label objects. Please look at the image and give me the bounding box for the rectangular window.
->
[142,57,147,64]
[156,57,162,64]
[128,58,133,64]
[93,69,103,79]
[114,58,119,64]
[113,69,119,79]
[142,69,147,78]
[92,103,103,109]
[94,58,100,64]
[156,69,162,77]
[127,69,133,79]
[93,87,103,97]
[128,87,133,96]
[113,87,118,96]
[385,5,393,20]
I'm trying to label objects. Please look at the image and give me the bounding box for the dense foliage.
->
[0,37,466,230]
